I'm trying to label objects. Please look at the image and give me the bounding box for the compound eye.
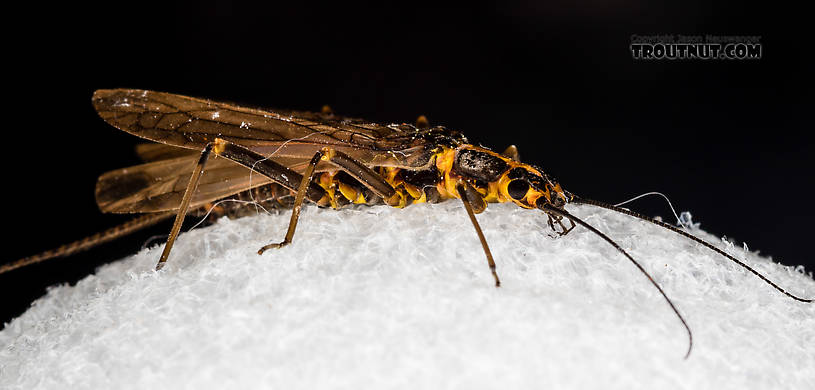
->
[507,179,529,200]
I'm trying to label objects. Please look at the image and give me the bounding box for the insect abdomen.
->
[194,184,296,219]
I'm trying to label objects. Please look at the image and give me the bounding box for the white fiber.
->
[1,202,814,389]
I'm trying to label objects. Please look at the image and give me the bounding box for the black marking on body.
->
[401,169,441,189]
[453,149,509,183]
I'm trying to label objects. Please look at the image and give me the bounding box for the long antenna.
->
[572,196,813,303]
[541,204,693,359]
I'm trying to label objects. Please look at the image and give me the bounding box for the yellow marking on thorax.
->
[435,145,520,205]
[434,147,459,200]
[483,181,507,203]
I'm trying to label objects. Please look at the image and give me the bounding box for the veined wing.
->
[95,155,277,213]
[93,89,466,169]
[96,152,346,214]
[133,143,322,174]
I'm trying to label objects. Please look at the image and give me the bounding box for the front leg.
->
[456,181,500,287]
[546,214,575,237]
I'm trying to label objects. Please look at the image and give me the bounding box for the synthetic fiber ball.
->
[1,202,813,389]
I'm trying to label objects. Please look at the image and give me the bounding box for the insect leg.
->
[156,137,332,269]
[256,150,324,254]
[456,181,500,287]
[210,140,326,202]
[255,147,398,254]
[546,214,576,237]
[559,218,576,235]
[155,144,214,270]
[320,148,396,199]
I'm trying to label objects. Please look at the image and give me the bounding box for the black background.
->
[2,2,812,326]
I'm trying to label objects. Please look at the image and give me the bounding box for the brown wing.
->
[134,142,319,171]
[95,155,276,213]
[96,152,347,214]
[93,89,465,169]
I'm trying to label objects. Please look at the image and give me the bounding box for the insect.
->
[2,89,811,358]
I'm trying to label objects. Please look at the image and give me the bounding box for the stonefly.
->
[3,89,811,358]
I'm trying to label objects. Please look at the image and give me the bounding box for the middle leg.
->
[255,146,400,254]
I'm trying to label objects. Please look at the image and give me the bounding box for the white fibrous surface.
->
[1,202,814,389]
